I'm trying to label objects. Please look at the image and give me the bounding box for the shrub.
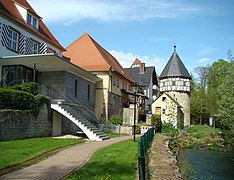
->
[0,89,37,110]
[162,123,179,137]
[108,115,123,125]
[5,82,38,95]
[151,114,162,133]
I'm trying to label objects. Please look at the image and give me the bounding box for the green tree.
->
[206,60,232,127]
[218,61,234,146]
[194,66,209,124]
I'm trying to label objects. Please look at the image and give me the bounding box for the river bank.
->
[167,125,234,179]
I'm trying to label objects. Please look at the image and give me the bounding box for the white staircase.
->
[51,103,109,141]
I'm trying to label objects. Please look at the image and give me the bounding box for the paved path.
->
[148,134,181,180]
[1,135,133,180]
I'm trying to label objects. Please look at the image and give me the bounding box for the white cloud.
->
[28,0,205,24]
[198,48,215,55]
[109,50,167,74]
[197,58,212,63]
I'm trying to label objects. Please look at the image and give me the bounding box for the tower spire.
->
[174,45,176,52]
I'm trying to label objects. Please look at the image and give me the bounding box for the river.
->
[179,149,234,179]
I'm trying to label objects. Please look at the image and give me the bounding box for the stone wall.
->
[99,124,133,135]
[0,104,52,141]
[61,116,82,135]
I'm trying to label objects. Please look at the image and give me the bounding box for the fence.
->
[138,128,155,180]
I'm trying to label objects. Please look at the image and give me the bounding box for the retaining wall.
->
[0,104,52,140]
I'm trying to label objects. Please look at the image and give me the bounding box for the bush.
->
[0,89,37,110]
[162,123,179,137]
[151,114,162,133]
[108,115,123,125]
[5,82,38,95]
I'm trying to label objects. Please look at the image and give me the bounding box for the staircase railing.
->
[39,83,101,127]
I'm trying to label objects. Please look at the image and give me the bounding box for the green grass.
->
[103,130,121,138]
[67,139,138,180]
[0,137,84,169]
[185,125,219,139]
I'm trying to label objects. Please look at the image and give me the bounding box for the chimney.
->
[139,63,145,74]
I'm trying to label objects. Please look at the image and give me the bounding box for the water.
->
[179,149,234,180]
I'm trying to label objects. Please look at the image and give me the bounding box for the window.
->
[162,108,166,115]
[27,14,32,24]
[116,78,119,87]
[27,13,38,28]
[33,17,37,27]
[8,28,19,51]
[74,80,77,97]
[1,65,37,87]
[31,39,39,54]
[162,97,166,101]
[172,81,176,86]
[87,85,90,100]
[184,81,187,86]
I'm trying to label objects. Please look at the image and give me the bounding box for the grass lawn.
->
[0,137,84,170]
[103,130,122,138]
[67,139,138,180]
[185,125,220,139]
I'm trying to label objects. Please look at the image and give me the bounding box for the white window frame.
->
[27,13,38,29]
[31,39,39,54]
[8,28,19,52]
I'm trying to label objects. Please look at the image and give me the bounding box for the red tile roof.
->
[132,58,141,65]
[63,33,134,82]
[0,0,65,51]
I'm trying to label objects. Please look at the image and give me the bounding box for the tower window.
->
[172,81,176,86]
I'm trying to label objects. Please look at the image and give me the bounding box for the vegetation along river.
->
[179,149,234,179]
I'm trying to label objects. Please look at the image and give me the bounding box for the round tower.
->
[159,46,191,127]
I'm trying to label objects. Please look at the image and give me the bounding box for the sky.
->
[28,0,234,77]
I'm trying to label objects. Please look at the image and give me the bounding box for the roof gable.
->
[160,46,191,79]
[63,33,133,82]
[153,93,182,108]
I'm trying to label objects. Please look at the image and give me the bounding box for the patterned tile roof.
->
[160,46,191,79]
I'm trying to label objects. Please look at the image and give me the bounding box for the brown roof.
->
[63,33,134,82]
[131,58,141,67]
[0,0,65,51]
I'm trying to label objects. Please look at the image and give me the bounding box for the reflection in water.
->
[179,149,234,179]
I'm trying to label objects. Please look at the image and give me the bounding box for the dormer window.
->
[27,13,38,29]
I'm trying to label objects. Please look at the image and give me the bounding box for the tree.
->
[194,66,209,124]
[218,61,234,146]
[206,60,232,128]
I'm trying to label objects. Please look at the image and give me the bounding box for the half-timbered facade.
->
[154,46,191,127]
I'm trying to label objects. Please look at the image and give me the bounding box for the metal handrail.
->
[39,83,100,126]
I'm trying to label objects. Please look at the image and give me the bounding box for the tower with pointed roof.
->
[159,46,191,126]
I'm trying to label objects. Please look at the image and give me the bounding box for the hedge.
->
[4,82,38,95]
[0,89,37,110]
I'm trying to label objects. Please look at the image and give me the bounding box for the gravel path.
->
[148,134,182,180]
